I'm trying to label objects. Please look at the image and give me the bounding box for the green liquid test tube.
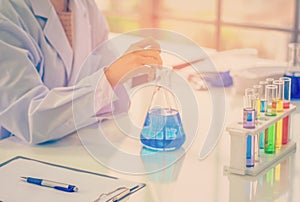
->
[264,84,277,154]
[265,124,276,154]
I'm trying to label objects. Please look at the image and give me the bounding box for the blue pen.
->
[21,177,78,192]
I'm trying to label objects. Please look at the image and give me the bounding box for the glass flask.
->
[140,69,186,151]
[284,43,300,99]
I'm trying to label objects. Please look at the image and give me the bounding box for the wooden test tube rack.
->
[224,104,297,176]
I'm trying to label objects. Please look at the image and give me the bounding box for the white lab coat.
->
[0,0,124,144]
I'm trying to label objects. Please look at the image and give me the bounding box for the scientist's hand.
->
[105,39,162,87]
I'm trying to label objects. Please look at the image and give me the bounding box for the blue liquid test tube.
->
[243,92,255,129]
[246,135,255,167]
[243,94,255,167]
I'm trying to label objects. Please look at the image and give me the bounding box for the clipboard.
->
[0,156,145,202]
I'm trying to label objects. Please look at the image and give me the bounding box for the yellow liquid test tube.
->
[253,85,262,119]
[276,102,283,149]
[253,84,262,161]
[273,80,284,149]
[256,97,261,118]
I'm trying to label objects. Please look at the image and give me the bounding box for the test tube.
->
[258,81,267,149]
[245,88,255,95]
[253,85,262,118]
[279,77,291,144]
[243,94,255,167]
[273,80,284,112]
[259,81,267,113]
[265,84,277,116]
[253,85,262,161]
[243,94,255,129]
[273,80,284,149]
[264,84,277,154]
[280,77,291,109]
[265,77,275,114]
[246,135,255,167]
[265,78,276,115]
[252,94,260,162]
[266,78,274,85]
[244,88,256,120]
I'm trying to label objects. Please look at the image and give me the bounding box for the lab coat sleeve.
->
[0,34,120,145]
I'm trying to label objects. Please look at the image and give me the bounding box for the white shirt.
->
[0,0,125,144]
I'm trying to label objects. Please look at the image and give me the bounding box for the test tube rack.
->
[224,104,297,176]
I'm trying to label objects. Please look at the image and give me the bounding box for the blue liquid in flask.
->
[284,71,300,99]
[140,107,186,151]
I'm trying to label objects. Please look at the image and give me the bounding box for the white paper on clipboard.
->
[0,156,145,202]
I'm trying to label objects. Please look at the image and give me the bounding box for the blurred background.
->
[96,0,299,63]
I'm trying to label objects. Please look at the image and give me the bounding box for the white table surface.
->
[1,84,300,202]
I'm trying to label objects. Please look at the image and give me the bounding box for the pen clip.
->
[54,185,78,192]
[94,187,130,202]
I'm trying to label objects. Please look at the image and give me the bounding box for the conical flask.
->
[140,68,186,151]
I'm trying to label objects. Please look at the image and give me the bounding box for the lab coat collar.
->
[30,0,52,18]
[30,0,73,80]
